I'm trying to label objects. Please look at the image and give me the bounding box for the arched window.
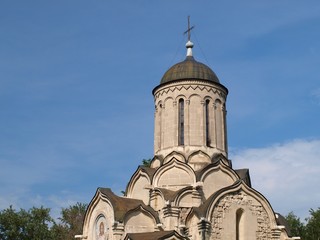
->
[205,99,210,146]
[236,209,244,240]
[178,99,184,145]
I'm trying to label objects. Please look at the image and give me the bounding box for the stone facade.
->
[80,38,300,240]
[153,80,228,158]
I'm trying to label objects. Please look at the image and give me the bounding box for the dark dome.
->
[160,56,219,84]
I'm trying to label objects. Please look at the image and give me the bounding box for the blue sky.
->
[1,1,320,220]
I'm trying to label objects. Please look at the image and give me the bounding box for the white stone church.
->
[79,31,300,240]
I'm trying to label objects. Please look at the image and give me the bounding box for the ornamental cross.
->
[183,16,195,41]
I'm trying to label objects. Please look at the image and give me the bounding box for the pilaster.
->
[198,218,211,240]
[162,203,180,231]
[112,221,124,240]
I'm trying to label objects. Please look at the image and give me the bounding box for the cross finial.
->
[184,16,195,57]
[184,16,194,41]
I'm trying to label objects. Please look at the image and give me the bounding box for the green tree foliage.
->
[52,202,87,240]
[0,206,55,240]
[0,203,87,240]
[286,208,320,240]
[285,211,306,238]
[142,158,152,167]
[304,208,320,240]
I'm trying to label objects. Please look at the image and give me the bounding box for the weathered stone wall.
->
[210,191,271,240]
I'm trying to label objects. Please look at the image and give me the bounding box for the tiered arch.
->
[126,167,152,204]
[163,151,186,164]
[187,150,211,171]
[153,158,196,191]
[199,160,238,199]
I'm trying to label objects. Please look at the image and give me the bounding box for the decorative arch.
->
[173,186,194,208]
[156,100,163,108]
[200,161,238,199]
[124,205,158,233]
[163,151,186,164]
[82,190,114,240]
[126,168,152,204]
[206,181,277,240]
[187,150,211,171]
[211,153,231,167]
[163,96,174,105]
[174,94,187,102]
[153,158,196,191]
[149,188,166,211]
[203,95,214,101]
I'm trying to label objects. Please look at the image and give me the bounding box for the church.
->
[79,25,300,240]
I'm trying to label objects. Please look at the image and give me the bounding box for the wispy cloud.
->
[230,138,320,219]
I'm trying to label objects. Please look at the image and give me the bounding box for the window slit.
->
[178,99,184,145]
[205,99,210,146]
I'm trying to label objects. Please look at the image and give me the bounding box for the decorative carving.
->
[210,191,271,240]
[154,82,227,100]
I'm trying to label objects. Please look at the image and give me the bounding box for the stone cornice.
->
[153,80,228,100]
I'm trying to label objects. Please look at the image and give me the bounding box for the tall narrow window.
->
[205,100,210,146]
[236,209,244,240]
[178,99,184,145]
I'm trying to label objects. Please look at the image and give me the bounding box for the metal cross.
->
[184,16,195,41]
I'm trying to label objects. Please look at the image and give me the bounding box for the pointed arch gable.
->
[82,189,115,240]
[153,158,196,191]
[205,181,276,222]
[199,160,239,199]
[205,181,277,240]
[124,205,159,233]
[126,166,154,204]
[187,150,211,170]
[211,153,231,167]
[163,151,186,164]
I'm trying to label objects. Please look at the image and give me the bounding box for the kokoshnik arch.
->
[79,22,300,240]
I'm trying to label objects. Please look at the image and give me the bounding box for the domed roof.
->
[160,56,220,84]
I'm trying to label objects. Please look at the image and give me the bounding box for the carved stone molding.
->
[154,83,227,100]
